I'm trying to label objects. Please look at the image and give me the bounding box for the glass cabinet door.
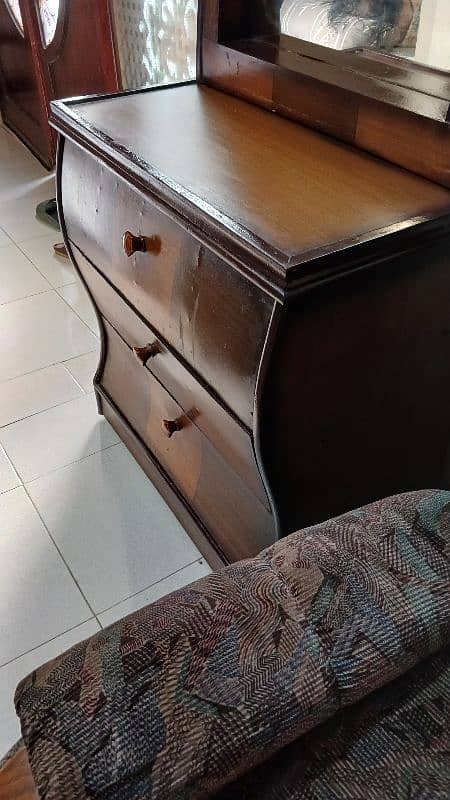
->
[4,0,24,32]
[37,0,60,47]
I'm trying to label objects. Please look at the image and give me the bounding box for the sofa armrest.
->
[15,490,450,799]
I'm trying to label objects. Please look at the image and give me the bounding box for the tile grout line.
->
[96,558,206,620]
[0,237,55,295]
[60,362,88,395]
[0,617,98,671]
[0,444,21,491]
[0,556,206,667]
[0,347,99,386]
[21,440,122,487]
[0,388,91,433]
[14,236,78,292]
[0,287,54,308]
[56,286,100,338]
[21,482,99,633]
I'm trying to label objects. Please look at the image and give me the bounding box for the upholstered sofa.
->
[1,489,449,799]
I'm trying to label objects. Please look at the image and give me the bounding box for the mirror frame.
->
[198,0,449,187]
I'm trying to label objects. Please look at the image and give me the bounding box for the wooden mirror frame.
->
[198,0,449,187]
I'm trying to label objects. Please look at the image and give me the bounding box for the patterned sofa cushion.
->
[15,490,450,799]
[219,648,450,799]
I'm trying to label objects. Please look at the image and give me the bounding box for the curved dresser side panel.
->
[60,138,273,430]
[260,236,450,534]
[57,134,277,565]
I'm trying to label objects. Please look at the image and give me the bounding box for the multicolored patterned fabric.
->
[219,650,450,799]
[15,490,450,799]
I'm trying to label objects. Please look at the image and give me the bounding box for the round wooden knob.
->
[162,417,183,438]
[123,231,147,257]
[123,231,161,257]
[132,342,161,366]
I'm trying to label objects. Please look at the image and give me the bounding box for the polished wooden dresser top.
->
[53,83,450,298]
[52,76,450,567]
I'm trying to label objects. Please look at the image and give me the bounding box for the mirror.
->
[217,0,449,73]
[209,0,449,187]
[280,1,449,71]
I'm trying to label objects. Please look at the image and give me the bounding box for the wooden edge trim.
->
[0,745,38,800]
[51,96,450,299]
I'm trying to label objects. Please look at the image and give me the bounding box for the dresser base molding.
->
[95,385,228,571]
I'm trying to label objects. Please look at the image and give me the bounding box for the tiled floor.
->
[0,125,211,755]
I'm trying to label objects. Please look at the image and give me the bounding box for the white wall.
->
[415,0,450,70]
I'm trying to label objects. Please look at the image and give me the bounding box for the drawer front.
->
[100,318,275,562]
[75,247,269,509]
[61,140,273,427]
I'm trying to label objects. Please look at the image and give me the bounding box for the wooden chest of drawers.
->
[52,83,450,567]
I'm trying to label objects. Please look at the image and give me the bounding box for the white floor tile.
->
[19,234,76,288]
[0,202,53,243]
[27,444,202,613]
[63,350,100,393]
[0,228,10,248]
[0,448,20,494]
[0,364,84,429]
[0,179,57,242]
[58,281,99,336]
[0,291,98,382]
[0,487,92,668]
[0,159,49,205]
[0,394,119,483]
[0,619,99,756]
[0,244,49,305]
[99,559,212,628]
[0,129,49,199]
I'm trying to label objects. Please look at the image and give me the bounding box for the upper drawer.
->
[74,245,270,510]
[61,140,273,428]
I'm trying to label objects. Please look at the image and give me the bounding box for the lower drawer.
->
[74,245,269,509]
[100,318,275,562]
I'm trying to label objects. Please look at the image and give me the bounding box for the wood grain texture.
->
[0,0,119,168]
[63,141,273,427]
[46,0,119,101]
[73,245,271,508]
[54,68,450,566]
[101,319,275,564]
[261,236,450,533]
[0,746,38,800]
[198,0,450,187]
[0,0,53,166]
[61,85,450,266]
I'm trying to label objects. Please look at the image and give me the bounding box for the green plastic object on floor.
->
[35,198,60,231]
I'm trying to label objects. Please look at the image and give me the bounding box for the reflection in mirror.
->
[280,1,449,70]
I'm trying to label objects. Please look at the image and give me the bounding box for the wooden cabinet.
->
[51,1,450,566]
[0,0,119,167]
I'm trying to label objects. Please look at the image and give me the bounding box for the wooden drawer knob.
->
[123,230,161,257]
[132,342,161,366]
[162,417,184,438]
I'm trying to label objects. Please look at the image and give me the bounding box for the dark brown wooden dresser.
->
[51,2,450,568]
